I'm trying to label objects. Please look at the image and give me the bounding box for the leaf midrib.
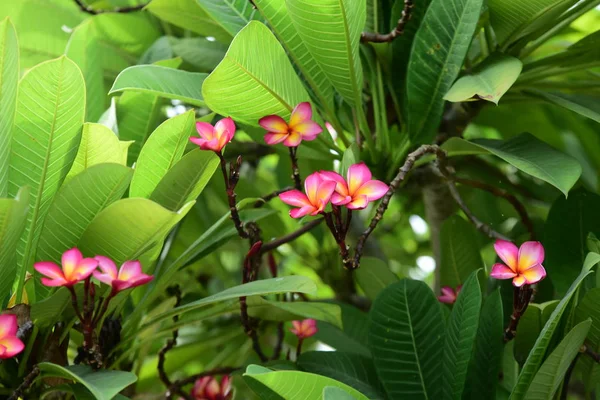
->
[403,280,429,399]
[337,0,361,105]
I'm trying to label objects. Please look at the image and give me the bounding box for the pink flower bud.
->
[191,376,232,400]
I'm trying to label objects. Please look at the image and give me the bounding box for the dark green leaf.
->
[439,216,484,289]
[575,288,600,395]
[355,257,398,301]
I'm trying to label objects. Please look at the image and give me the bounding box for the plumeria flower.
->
[290,319,318,339]
[190,117,236,153]
[93,257,154,294]
[279,172,336,218]
[259,102,322,147]
[438,285,462,304]
[191,376,232,400]
[319,162,389,209]
[34,248,98,287]
[0,314,25,359]
[490,240,547,287]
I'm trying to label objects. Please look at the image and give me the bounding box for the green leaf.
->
[406,0,484,144]
[253,0,334,109]
[196,0,261,37]
[444,54,523,104]
[543,189,600,295]
[116,93,162,165]
[146,0,232,43]
[340,143,360,178]
[8,56,85,299]
[287,0,365,106]
[150,149,219,211]
[0,187,28,297]
[66,20,104,122]
[441,133,582,197]
[38,363,137,400]
[369,279,445,399]
[168,36,228,72]
[313,303,371,358]
[439,216,484,289]
[66,123,125,182]
[247,298,342,328]
[77,198,194,265]
[465,290,503,400]
[130,111,196,198]
[202,21,310,126]
[442,271,482,400]
[354,257,398,301]
[509,252,600,399]
[298,351,385,399]
[524,90,600,124]
[513,302,559,365]
[575,288,600,394]
[244,367,369,400]
[323,386,358,400]
[36,164,133,265]
[109,65,207,107]
[525,320,592,400]
[0,18,18,197]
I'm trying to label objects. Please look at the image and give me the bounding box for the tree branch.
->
[582,343,600,363]
[254,187,293,208]
[260,218,324,254]
[361,0,414,43]
[8,366,40,400]
[289,147,302,191]
[73,0,148,14]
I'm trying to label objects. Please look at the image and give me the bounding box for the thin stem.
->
[324,213,351,268]
[254,186,293,208]
[217,153,248,239]
[361,0,414,43]
[295,338,304,359]
[159,287,188,399]
[288,147,302,190]
[504,285,534,342]
[67,286,84,322]
[8,366,40,400]
[582,343,600,363]
[260,219,324,254]
[73,0,148,14]
[344,210,353,237]
[272,322,285,360]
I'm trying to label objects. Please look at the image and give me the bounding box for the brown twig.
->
[295,338,304,360]
[454,177,535,240]
[9,366,40,400]
[217,153,248,239]
[73,0,148,14]
[289,147,302,190]
[582,343,600,363]
[260,219,324,254]
[361,0,414,43]
[160,287,189,400]
[324,212,351,267]
[504,285,534,342]
[254,186,293,208]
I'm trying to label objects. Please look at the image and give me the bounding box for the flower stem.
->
[288,146,302,190]
[217,152,248,239]
[295,338,304,359]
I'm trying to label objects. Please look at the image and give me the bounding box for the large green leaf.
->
[248,298,342,328]
[323,387,356,400]
[109,65,207,107]
[202,21,310,126]
[524,90,600,124]
[37,164,133,264]
[287,0,365,106]
[406,0,483,144]
[78,198,194,266]
[439,216,484,289]
[444,54,523,104]
[525,320,591,400]
[354,257,398,301]
[254,0,334,109]
[0,18,18,197]
[168,36,228,72]
[442,271,482,400]
[441,133,582,197]
[369,279,445,399]
[150,149,220,211]
[513,301,559,365]
[543,189,600,295]
[197,0,261,37]
[130,111,196,199]
[66,123,126,182]
[244,366,369,400]
[465,290,503,400]
[0,187,28,298]
[38,363,137,400]
[298,352,385,399]
[509,252,600,399]
[315,303,371,358]
[8,56,85,299]
[575,288,600,394]
[146,0,232,43]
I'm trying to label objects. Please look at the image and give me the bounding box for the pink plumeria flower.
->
[279,172,336,218]
[190,117,236,153]
[191,376,232,400]
[0,314,25,359]
[34,248,98,287]
[490,240,547,287]
[93,256,154,294]
[290,319,318,339]
[259,102,322,147]
[319,162,389,210]
[438,285,462,304]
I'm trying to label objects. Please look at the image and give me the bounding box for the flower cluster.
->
[191,376,232,400]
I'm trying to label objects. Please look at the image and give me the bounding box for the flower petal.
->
[279,190,311,208]
[512,275,526,287]
[259,115,288,134]
[282,131,302,147]
[72,258,99,281]
[347,195,369,209]
[264,132,288,145]
[319,171,348,196]
[490,263,518,279]
[195,121,215,140]
[0,336,24,358]
[41,277,69,287]
[0,314,18,338]
[304,172,323,205]
[331,193,351,205]
[347,162,372,195]
[93,272,115,286]
[62,248,83,278]
[289,102,312,127]
[214,117,236,142]
[316,180,336,206]
[517,241,545,272]
[354,180,389,201]
[118,260,143,281]
[34,261,64,280]
[94,256,118,279]
[293,121,322,139]
[521,264,546,284]
[290,205,315,218]
[493,240,519,271]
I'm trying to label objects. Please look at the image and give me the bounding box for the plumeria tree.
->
[0,0,600,399]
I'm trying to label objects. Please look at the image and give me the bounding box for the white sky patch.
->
[409,215,428,235]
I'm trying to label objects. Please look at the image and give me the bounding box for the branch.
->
[260,218,324,254]
[8,366,40,400]
[503,285,534,342]
[217,153,248,239]
[254,186,293,208]
[289,147,302,191]
[73,0,148,14]
[582,343,600,363]
[361,0,414,43]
